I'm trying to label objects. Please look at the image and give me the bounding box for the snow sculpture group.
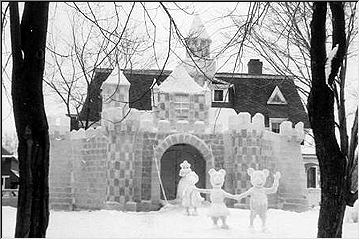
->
[178,160,281,231]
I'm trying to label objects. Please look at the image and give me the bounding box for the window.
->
[307,167,316,188]
[306,166,320,188]
[213,85,229,102]
[174,94,190,119]
[267,86,287,105]
[269,118,287,133]
[271,122,281,133]
[2,176,10,190]
[214,90,224,102]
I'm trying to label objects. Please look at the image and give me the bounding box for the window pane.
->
[214,90,224,101]
[174,94,189,103]
[271,122,280,133]
[174,94,190,119]
[307,167,316,188]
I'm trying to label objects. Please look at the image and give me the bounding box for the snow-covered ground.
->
[1,206,358,238]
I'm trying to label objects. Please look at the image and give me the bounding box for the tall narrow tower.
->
[184,14,216,87]
[185,14,212,59]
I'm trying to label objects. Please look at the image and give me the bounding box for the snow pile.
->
[2,206,358,238]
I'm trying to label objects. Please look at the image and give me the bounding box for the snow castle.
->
[48,15,309,212]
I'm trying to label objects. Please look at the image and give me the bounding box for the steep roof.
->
[103,68,130,86]
[79,68,112,122]
[158,64,206,94]
[123,69,171,110]
[102,67,309,128]
[215,72,310,127]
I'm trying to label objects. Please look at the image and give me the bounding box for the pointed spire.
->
[188,14,210,40]
[104,68,130,86]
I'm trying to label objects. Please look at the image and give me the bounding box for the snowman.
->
[176,160,192,202]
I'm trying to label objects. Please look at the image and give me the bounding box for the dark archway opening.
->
[160,144,206,200]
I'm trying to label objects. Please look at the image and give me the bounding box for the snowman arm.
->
[223,191,239,200]
[236,188,253,200]
[194,187,211,194]
[265,177,280,194]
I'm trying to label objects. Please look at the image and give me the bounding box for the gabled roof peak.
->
[188,14,210,40]
[158,64,206,94]
[104,68,130,86]
[267,86,288,105]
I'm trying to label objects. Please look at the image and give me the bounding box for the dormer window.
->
[267,86,287,105]
[269,118,287,133]
[212,85,229,103]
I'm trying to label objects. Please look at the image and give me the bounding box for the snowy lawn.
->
[2,205,358,238]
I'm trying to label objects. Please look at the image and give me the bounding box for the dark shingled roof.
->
[214,72,310,127]
[79,68,113,122]
[84,68,308,128]
[123,69,172,110]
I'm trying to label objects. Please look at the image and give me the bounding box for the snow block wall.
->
[224,113,277,208]
[49,134,73,210]
[225,113,307,211]
[263,121,308,211]
[105,122,145,211]
[49,111,308,212]
[70,128,108,209]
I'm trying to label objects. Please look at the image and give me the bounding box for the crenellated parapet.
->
[228,112,265,134]
[279,121,304,143]
[70,126,107,140]
[225,112,308,211]
[226,111,304,142]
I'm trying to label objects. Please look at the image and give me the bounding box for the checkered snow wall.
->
[153,92,210,127]
[106,124,139,205]
[49,111,308,211]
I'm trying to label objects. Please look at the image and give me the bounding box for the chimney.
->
[248,59,263,75]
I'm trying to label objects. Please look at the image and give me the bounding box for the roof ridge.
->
[215,72,292,80]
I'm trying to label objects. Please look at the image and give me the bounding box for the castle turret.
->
[184,14,216,87]
[185,14,211,59]
[101,67,130,125]
[153,64,210,129]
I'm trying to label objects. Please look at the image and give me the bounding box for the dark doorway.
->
[160,144,206,200]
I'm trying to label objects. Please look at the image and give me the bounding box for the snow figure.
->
[237,168,281,232]
[182,171,204,216]
[176,160,192,202]
[196,168,238,229]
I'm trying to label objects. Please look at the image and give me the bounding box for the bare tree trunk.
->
[308,2,348,238]
[9,2,50,237]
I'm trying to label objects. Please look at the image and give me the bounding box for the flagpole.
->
[153,146,169,205]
